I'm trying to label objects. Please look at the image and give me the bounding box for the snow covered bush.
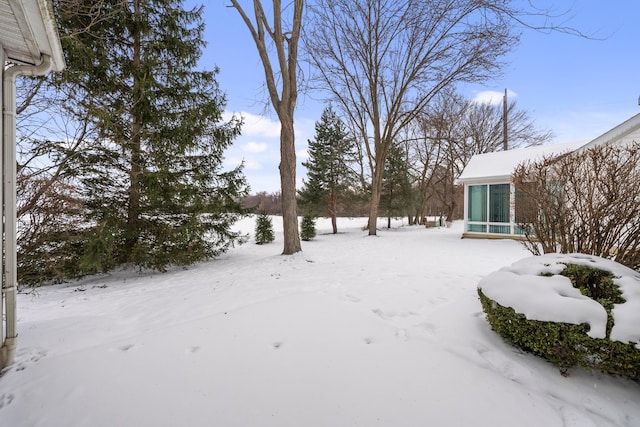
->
[254,213,275,245]
[478,253,640,380]
[300,215,316,241]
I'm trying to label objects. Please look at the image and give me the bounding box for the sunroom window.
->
[468,185,487,221]
[489,184,510,223]
[467,183,511,234]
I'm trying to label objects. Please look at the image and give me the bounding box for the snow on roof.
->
[478,253,640,347]
[458,141,587,182]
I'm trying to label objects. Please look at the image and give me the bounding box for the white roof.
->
[1,0,65,71]
[458,140,586,183]
[460,112,640,184]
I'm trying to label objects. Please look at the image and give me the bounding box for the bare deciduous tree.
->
[514,142,640,271]
[15,75,91,285]
[229,0,303,254]
[463,98,553,154]
[406,90,467,223]
[405,88,553,223]
[306,0,520,235]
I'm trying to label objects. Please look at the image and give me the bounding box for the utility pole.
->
[503,88,508,150]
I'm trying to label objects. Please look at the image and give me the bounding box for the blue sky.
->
[194,1,640,193]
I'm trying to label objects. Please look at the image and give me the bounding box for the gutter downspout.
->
[1,55,53,369]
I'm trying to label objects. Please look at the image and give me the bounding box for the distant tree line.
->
[293,94,550,232]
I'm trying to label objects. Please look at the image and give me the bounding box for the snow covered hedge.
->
[478,253,640,380]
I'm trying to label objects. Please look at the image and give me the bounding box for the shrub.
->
[513,141,640,272]
[300,215,316,241]
[479,259,640,381]
[255,213,275,244]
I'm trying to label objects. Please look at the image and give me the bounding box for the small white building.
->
[458,113,640,239]
[1,0,65,369]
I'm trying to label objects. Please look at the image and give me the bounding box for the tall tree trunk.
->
[418,192,431,225]
[445,201,456,225]
[279,112,301,254]
[367,165,384,235]
[127,0,142,258]
[230,0,303,255]
[330,189,337,234]
[387,188,393,229]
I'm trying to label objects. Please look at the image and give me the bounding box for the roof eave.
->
[458,174,512,184]
[38,0,65,71]
[3,0,65,71]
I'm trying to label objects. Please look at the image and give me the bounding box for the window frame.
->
[466,182,514,235]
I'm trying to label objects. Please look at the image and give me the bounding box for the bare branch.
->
[514,141,640,271]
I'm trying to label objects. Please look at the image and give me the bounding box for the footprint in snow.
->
[475,343,532,383]
[416,321,438,337]
[559,405,599,427]
[371,308,387,319]
[0,393,14,409]
[344,294,361,303]
[12,347,48,372]
[395,328,409,341]
[119,344,136,352]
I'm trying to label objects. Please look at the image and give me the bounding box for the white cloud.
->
[472,89,518,105]
[243,142,268,153]
[224,111,281,138]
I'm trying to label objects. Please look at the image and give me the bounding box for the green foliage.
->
[479,263,640,381]
[558,263,625,339]
[380,142,415,222]
[300,215,317,241]
[560,264,624,304]
[18,227,85,287]
[43,0,249,276]
[255,214,275,245]
[298,106,357,219]
[16,176,86,286]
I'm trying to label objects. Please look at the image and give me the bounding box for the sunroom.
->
[458,112,640,239]
[458,141,585,239]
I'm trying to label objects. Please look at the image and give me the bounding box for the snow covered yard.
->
[1,218,639,427]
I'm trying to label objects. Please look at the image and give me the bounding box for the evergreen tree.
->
[300,215,316,241]
[255,213,275,245]
[298,106,356,234]
[55,0,248,272]
[380,143,415,228]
